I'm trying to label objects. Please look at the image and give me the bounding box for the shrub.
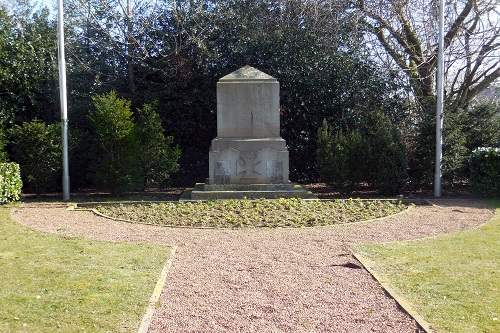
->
[440,110,469,185]
[410,101,499,188]
[136,102,181,188]
[9,120,61,193]
[408,110,434,186]
[469,147,500,196]
[0,127,8,162]
[0,162,22,203]
[89,91,143,193]
[317,120,364,193]
[464,101,500,150]
[316,119,335,184]
[362,112,407,194]
[317,111,407,194]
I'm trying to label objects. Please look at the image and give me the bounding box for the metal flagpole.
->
[434,0,444,198]
[57,0,70,200]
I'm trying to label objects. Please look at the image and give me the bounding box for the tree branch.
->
[429,0,475,69]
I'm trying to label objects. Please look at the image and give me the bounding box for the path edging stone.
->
[352,252,435,333]
[137,246,177,333]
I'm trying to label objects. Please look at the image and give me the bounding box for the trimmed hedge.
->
[0,163,22,203]
[469,147,500,196]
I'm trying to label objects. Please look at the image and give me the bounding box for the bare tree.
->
[355,0,499,112]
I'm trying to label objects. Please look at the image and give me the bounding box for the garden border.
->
[352,252,435,333]
[137,245,177,333]
[67,198,421,230]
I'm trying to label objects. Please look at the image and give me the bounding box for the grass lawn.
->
[92,198,407,228]
[0,206,170,333]
[355,200,500,333]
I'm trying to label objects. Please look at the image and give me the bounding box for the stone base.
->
[182,183,317,201]
[209,137,289,185]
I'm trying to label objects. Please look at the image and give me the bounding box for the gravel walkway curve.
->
[12,199,493,333]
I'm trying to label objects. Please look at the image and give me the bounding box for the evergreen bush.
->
[0,162,22,203]
[89,91,143,193]
[316,121,364,193]
[8,120,61,193]
[362,112,407,194]
[0,127,8,162]
[469,148,500,196]
[136,102,181,188]
[317,112,407,194]
[464,101,500,151]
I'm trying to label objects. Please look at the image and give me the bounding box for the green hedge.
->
[469,148,500,196]
[0,163,22,203]
[9,120,61,194]
[316,112,407,195]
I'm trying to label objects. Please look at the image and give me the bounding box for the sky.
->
[37,0,55,11]
[0,0,55,12]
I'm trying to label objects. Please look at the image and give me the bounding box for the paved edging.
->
[138,246,177,333]
[352,252,435,333]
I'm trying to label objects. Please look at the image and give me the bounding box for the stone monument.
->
[186,65,315,200]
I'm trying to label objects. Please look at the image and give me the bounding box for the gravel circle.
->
[12,199,493,333]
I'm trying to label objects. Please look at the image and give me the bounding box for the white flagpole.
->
[434,0,444,198]
[57,0,70,200]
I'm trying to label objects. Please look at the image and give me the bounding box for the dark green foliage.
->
[469,148,500,196]
[89,91,143,193]
[442,111,469,185]
[0,162,22,203]
[0,126,8,162]
[1,1,409,187]
[0,7,58,124]
[317,121,364,193]
[136,102,181,188]
[407,98,436,187]
[464,101,500,150]
[0,1,496,192]
[8,120,61,193]
[362,112,407,194]
[410,100,499,187]
[67,126,93,190]
[317,112,407,194]
[409,98,486,187]
[316,119,336,184]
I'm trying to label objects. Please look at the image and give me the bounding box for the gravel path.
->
[12,199,493,333]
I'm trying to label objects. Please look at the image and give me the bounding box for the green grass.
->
[93,198,407,228]
[0,206,170,333]
[355,200,500,333]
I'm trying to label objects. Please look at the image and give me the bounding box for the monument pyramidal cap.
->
[219,65,276,82]
[183,65,316,200]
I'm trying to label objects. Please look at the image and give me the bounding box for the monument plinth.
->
[187,65,315,200]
